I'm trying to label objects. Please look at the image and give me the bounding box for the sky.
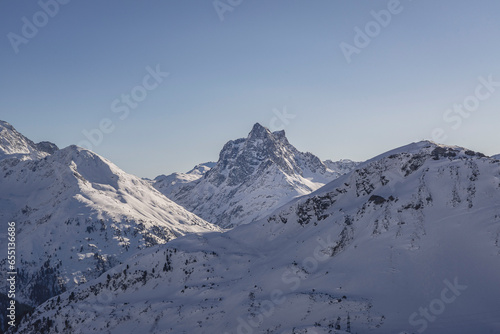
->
[1,0,500,178]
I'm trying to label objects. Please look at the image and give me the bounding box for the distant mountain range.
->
[1,120,500,334]
[15,140,500,334]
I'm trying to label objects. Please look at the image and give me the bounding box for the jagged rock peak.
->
[246,123,289,144]
[155,122,355,228]
[0,120,58,160]
[36,141,59,154]
[248,122,271,138]
[272,129,287,141]
[212,123,301,187]
[0,120,14,129]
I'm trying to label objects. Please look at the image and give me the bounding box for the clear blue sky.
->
[1,0,500,178]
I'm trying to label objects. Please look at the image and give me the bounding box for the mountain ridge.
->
[154,123,359,228]
[0,121,59,161]
[0,122,220,330]
[15,138,500,333]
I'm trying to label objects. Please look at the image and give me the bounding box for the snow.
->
[0,123,220,312]
[15,138,500,333]
[153,123,359,228]
[152,162,215,197]
[0,120,57,161]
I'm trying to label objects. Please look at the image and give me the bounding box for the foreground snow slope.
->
[16,141,500,334]
[0,132,220,313]
[154,123,358,228]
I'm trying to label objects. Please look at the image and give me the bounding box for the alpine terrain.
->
[153,162,216,198]
[14,140,500,333]
[0,120,58,161]
[154,123,358,228]
[0,121,220,331]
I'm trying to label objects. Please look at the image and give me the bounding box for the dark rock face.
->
[36,141,59,154]
[431,147,458,160]
[156,123,356,228]
[206,123,329,188]
[208,124,305,186]
[368,195,386,205]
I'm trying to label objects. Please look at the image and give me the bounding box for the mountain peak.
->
[248,122,271,139]
[0,120,58,160]
[36,141,59,154]
[0,134,220,313]
[272,129,286,137]
[247,123,289,146]
[156,122,352,228]
[16,131,500,334]
[0,120,14,130]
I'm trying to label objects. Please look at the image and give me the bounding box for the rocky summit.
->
[154,123,358,228]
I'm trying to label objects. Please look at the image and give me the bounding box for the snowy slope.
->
[0,121,58,161]
[492,154,500,160]
[154,123,358,228]
[16,141,500,334]
[153,162,216,197]
[0,139,220,316]
[323,159,358,175]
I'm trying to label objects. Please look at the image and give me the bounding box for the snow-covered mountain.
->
[153,162,216,197]
[0,121,58,161]
[154,123,358,228]
[16,140,500,333]
[0,122,220,329]
[492,154,500,160]
[323,159,359,175]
